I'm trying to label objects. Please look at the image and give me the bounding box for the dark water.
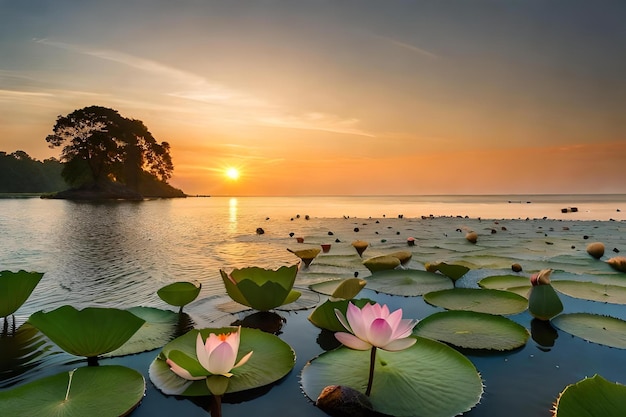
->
[1,196,626,416]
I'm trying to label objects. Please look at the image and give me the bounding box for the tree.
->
[45,106,174,190]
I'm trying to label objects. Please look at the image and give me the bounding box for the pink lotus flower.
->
[166,327,253,380]
[335,302,418,351]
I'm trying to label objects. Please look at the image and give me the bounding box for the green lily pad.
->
[149,327,295,396]
[157,282,202,309]
[554,374,626,417]
[424,288,528,315]
[552,280,626,305]
[528,284,563,321]
[478,275,530,291]
[105,307,194,357]
[363,255,401,273]
[301,337,483,417]
[427,263,470,281]
[220,265,301,311]
[365,269,454,296]
[0,365,145,417]
[28,306,145,358]
[414,310,529,351]
[0,270,44,318]
[308,298,376,332]
[309,278,366,299]
[552,313,626,349]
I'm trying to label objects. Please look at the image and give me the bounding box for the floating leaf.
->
[414,310,529,351]
[27,306,145,358]
[150,327,295,396]
[362,255,401,273]
[528,284,563,321]
[220,265,301,311]
[424,288,528,315]
[552,280,626,305]
[287,248,321,267]
[157,281,201,310]
[105,307,194,357]
[365,269,453,296]
[0,365,145,417]
[427,263,470,281]
[554,374,626,417]
[301,337,483,417]
[308,298,376,332]
[552,313,626,349]
[330,278,367,299]
[0,270,44,318]
[478,275,530,291]
[387,251,412,265]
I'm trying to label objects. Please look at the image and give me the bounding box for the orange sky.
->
[1,1,625,195]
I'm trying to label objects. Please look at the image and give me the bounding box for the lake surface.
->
[1,195,626,416]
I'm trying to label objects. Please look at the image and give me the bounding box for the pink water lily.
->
[166,327,253,380]
[335,302,418,351]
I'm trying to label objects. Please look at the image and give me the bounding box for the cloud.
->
[375,35,439,59]
[34,38,373,137]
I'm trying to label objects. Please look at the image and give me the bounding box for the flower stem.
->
[365,346,376,396]
[210,394,223,417]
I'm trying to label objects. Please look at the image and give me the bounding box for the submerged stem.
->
[365,346,377,396]
[64,369,77,401]
[210,394,223,417]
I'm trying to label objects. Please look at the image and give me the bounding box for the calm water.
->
[1,195,626,417]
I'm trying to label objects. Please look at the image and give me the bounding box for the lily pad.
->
[220,265,301,311]
[105,307,194,357]
[554,374,626,417]
[552,313,626,349]
[0,365,145,417]
[0,270,44,318]
[552,280,626,305]
[149,327,295,396]
[309,278,366,300]
[365,269,454,296]
[426,262,470,281]
[424,288,528,315]
[308,298,376,332]
[28,306,145,358]
[478,275,530,291]
[362,255,401,273]
[414,310,529,351]
[301,337,483,417]
[157,281,201,310]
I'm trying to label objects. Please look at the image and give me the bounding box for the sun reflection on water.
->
[229,197,238,233]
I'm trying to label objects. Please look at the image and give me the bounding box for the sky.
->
[1,0,625,196]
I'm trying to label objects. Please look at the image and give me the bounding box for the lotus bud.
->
[530,269,552,286]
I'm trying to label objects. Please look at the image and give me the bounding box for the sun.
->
[225,167,240,180]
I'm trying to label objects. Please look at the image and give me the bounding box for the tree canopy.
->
[45,106,174,191]
[0,151,66,193]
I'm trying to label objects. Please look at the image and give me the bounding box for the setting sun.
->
[225,167,240,180]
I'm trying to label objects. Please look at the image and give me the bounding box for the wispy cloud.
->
[34,38,374,137]
[375,35,439,59]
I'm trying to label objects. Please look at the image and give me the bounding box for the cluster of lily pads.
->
[2,236,626,417]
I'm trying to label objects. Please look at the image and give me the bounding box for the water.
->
[1,195,626,416]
